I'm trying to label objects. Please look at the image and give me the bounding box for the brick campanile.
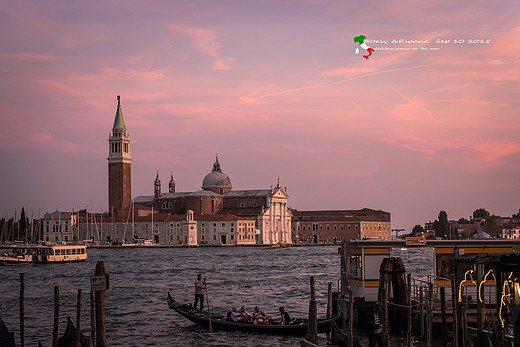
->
[107,95,132,214]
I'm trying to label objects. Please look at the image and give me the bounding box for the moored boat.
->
[0,316,15,347]
[57,316,91,347]
[0,245,87,264]
[263,243,291,250]
[167,292,341,335]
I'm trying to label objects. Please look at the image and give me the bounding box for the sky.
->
[1,0,520,232]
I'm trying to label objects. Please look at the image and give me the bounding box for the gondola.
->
[0,316,15,347]
[167,292,342,335]
[57,316,91,347]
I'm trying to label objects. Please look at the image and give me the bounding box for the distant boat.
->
[0,245,87,264]
[167,292,341,335]
[264,243,291,250]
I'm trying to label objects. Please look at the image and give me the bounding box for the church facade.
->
[74,96,292,246]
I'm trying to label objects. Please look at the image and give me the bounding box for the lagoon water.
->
[0,246,434,346]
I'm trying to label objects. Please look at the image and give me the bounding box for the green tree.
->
[483,215,497,233]
[20,207,27,240]
[433,210,450,239]
[457,217,470,224]
[473,208,490,219]
[412,225,425,236]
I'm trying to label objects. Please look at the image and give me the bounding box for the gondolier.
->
[194,274,206,311]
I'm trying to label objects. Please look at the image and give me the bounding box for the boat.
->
[263,243,291,250]
[167,292,342,335]
[57,316,91,347]
[0,316,15,347]
[0,245,87,264]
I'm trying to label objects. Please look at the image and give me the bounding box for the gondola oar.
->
[204,277,213,332]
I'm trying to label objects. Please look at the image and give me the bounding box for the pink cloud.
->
[0,53,57,61]
[167,24,235,70]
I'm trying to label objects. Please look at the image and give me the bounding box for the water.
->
[0,246,436,346]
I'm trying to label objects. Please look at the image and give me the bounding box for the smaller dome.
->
[154,171,161,185]
[202,156,232,190]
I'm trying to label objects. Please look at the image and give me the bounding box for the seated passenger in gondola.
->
[230,306,240,322]
[279,306,291,325]
[238,305,252,322]
[252,306,269,325]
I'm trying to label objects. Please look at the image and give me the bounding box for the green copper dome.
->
[113,95,126,130]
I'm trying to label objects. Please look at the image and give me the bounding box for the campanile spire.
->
[108,95,132,214]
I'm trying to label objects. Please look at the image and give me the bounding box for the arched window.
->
[161,201,173,209]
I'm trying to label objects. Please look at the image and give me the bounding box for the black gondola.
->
[167,291,342,335]
[0,316,15,347]
[57,316,91,347]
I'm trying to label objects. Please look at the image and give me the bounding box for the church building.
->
[77,96,292,246]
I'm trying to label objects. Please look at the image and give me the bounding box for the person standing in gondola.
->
[193,274,205,311]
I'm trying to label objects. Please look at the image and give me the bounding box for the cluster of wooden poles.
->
[14,261,107,347]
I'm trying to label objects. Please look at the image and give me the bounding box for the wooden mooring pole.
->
[76,289,82,347]
[440,287,447,347]
[451,273,458,347]
[427,281,433,347]
[53,286,59,347]
[383,285,390,347]
[407,274,412,347]
[90,290,95,344]
[349,290,354,347]
[95,261,107,347]
[19,273,24,347]
[305,276,318,344]
[419,286,424,339]
[326,282,332,339]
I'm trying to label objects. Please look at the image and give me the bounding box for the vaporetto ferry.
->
[0,245,87,264]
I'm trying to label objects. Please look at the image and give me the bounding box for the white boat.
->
[0,245,87,264]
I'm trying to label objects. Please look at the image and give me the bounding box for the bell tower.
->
[108,95,132,214]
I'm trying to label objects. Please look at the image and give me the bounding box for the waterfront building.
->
[72,96,291,246]
[42,211,79,243]
[291,208,391,244]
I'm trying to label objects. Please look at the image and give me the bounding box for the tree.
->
[483,215,497,234]
[513,209,520,218]
[457,217,470,224]
[433,210,450,239]
[412,225,425,236]
[473,208,490,219]
[20,207,27,240]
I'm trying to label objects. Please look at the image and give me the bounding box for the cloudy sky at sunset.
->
[1,0,520,232]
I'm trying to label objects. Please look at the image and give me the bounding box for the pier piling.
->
[90,290,95,344]
[305,276,318,345]
[407,274,411,347]
[95,261,107,347]
[427,281,433,347]
[440,286,446,347]
[53,286,59,347]
[19,273,24,347]
[76,289,82,347]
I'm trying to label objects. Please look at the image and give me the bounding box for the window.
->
[213,235,216,240]
[162,201,173,209]
[355,225,359,231]
[334,225,337,231]
[222,223,225,227]
[231,235,234,240]
[326,225,330,231]
[340,225,344,231]
[214,223,217,227]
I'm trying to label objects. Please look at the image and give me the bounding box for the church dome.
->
[202,156,232,191]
